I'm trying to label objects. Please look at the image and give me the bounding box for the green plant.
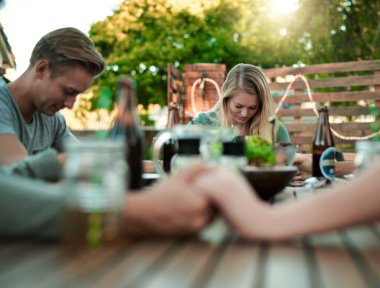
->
[245,135,275,167]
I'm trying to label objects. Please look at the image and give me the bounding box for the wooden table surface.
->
[1,187,380,288]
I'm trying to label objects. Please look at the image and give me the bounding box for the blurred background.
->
[1,0,379,131]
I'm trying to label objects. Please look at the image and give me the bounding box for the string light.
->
[275,74,380,140]
[190,78,221,116]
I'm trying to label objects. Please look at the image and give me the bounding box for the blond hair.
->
[29,27,105,78]
[211,63,277,141]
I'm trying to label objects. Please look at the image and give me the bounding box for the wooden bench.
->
[263,60,380,152]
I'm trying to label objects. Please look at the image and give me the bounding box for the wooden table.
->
[1,188,380,288]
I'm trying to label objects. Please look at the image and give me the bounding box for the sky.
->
[0,0,121,79]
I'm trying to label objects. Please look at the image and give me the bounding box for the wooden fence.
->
[263,60,380,152]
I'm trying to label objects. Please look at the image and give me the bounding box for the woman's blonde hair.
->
[211,63,277,141]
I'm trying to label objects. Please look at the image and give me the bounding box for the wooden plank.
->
[38,244,126,287]
[277,107,372,117]
[290,135,361,146]
[0,244,63,287]
[184,63,226,72]
[273,91,380,104]
[285,122,376,133]
[311,232,369,287]
[93,240,177,288]
[268,75,380,91]
[342,226,380,286]
[264,242,312,288]
[203,242,260,288]
[135,241,218,288]
[264,60,380,78]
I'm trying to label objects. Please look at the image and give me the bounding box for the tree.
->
[88,0,247,110]
[291,0,380,64]
[80,0,380,120]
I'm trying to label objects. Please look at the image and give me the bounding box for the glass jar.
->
[220,140,247,169]
[354,140,380,173]
[171,137,202,173]
[63,139,127,249]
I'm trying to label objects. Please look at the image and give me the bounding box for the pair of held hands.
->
[124,163,255,237]
[129,154,314,237]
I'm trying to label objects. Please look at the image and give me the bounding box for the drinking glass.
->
[63,138,127,249]
[354,140,380,173]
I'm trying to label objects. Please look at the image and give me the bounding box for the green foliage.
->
[88,0,249,111]
[79,0,380,120]
[292,0,380,64]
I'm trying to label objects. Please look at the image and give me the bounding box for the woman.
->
[189,63,290,142]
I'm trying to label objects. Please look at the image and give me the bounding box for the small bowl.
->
[240,166,297,201]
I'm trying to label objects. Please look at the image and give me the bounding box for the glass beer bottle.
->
[163,96,180,173]
[111,76,144,190]
[312,106,335,179]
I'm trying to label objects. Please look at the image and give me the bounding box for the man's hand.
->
[124,164,214,237]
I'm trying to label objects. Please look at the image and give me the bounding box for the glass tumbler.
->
[354,140,380,173]
[63,139,127,249]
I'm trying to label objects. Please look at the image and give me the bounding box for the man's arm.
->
[0,134,28,165]
[0,149,63,182]
[0,175,64,240]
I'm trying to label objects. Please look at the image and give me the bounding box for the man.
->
[0,27,105,165]
[0,27,214,240]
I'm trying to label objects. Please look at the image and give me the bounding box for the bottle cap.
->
[223,141,246,156]
[177,138,201,155]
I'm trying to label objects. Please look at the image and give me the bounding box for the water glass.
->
[354,140,380,173]
[63,139,127,249]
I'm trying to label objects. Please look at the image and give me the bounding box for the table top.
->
[1,187,380,288]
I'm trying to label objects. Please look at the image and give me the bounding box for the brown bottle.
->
[312,106,335,179]
[111,76,144,190]
[163,96,180,173]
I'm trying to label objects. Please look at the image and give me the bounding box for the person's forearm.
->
[123,193,153,236]
[335,161,355,177]
[0,149,63,182]
[268,164,380,240]
[0,176,64,240]
[205,165,380,241]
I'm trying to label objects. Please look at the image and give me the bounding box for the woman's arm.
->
[195,164,380,241]
[293,153,355,179]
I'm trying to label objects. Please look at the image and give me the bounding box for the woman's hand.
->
[292,153,312,180]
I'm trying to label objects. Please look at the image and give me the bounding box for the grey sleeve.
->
[52,113,79,153]
[188,113,205,126]
[276,122,291,143]
[188,112,218,127]
[0,86,16,135]
[0,175,64,240]
[0,149,63,182]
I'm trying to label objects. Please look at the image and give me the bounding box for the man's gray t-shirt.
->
[0,83,76,154]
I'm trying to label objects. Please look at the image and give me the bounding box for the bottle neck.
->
[313,108,334,146]
[117,77,140,126]
[167,103,180,128]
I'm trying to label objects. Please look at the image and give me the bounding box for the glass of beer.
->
[63,138,127,249]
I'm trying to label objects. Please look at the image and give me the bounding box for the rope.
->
[190,78,221,116]
[275,74,380,140]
